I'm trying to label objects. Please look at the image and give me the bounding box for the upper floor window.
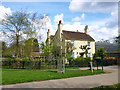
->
[71,41,74,47]
[88,42,90,48]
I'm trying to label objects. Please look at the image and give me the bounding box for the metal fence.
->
[2,58,117,70]
[2,60,57,70]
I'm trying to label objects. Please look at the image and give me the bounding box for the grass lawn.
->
[2,69,104,85]
[91,83,120,89]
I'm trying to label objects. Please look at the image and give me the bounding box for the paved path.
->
[2,66,119,88]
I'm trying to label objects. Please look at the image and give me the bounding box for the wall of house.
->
[64,39,95,59]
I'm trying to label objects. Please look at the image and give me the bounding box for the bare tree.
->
[2,10,32,58]
[2,10,49,58]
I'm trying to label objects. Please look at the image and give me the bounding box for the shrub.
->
[85,57,91,62]
[67,56,74,61]
[70,57,89,67]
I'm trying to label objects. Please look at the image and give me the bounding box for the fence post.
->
[22,61,25,69]
[101,59,103,71]
[38,61,41,69]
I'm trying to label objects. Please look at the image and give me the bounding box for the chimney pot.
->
[85,25,88,30]
[84,25,88,34]
[59,20,62,24]
[48,29,50,32]
[77,30,78,32]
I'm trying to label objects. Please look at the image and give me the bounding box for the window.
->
[71,41,74,47]
[71,52,74,57]
[88,42,90,48]
[88,53,91,57]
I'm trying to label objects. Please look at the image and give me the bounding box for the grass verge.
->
[2,69,104,85]
[91,83,120,89]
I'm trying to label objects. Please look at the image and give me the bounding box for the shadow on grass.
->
[46,70,58,73]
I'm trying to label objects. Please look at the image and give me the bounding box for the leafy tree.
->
[2,10,32,58]
[93,47,107,60]
[79,45,90,57]
[24,38,39,57]
[115,35,120,44]
[115,35,120,52]
[2,41,7,57]
[40,41,55,61]
[66,41,76,58]
[2,10,48,58]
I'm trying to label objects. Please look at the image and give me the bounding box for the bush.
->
[67,56,74,61]
[70,57,90,67]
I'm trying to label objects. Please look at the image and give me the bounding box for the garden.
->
[1,10,118,85]
[2,68,104,85]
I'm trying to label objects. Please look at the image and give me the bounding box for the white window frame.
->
[71,40,74,47]
[71,52,74,57]
[88,42,90,48]
[88,53,91,57]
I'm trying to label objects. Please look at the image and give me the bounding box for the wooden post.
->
[101,59,103,71]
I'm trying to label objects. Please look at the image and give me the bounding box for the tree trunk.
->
[90,61,93,72]
[16,34,19,58]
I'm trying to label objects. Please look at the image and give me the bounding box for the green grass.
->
[91,83,120,89]
[2,69,104,85]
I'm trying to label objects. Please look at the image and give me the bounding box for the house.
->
[47,20,95,60]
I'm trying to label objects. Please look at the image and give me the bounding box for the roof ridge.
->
[62,30,85,34]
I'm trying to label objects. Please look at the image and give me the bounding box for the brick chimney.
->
[77,30,78,32]
[84,25,88,34]
[58,20,62,39]
[59,20,62,24]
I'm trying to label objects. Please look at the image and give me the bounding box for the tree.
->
[2,10,32,58]
[24,38,39,57]
[115,35,120,52]
[2,10,48,58]
[93,47,107,60]
[115,35,120,44]
[2,41,7,57]
[93,47,107,71]
[40,41,54,61]
[79,45,90,57]
[66,41,76,58]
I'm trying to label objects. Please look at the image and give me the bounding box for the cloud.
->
[105,10,118,28]
[62,21,118,42]
[69,0,117,13]
[81,13,85,19]
[54,13,64,25]
[72,17,81,21]
[72,13,85,21]
[62,22,85,32]
[89,25,118,42]
[0,6,12,24]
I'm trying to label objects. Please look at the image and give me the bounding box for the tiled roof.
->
[62,30,95,41]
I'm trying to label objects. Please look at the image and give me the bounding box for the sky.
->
[0,0,119,44]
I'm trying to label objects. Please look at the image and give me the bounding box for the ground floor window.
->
[88,53,91,57]
[71,52,74,57]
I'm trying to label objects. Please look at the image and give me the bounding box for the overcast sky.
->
[0,0,118,43]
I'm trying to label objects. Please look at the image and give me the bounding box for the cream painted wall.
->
[64,39,95,59]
